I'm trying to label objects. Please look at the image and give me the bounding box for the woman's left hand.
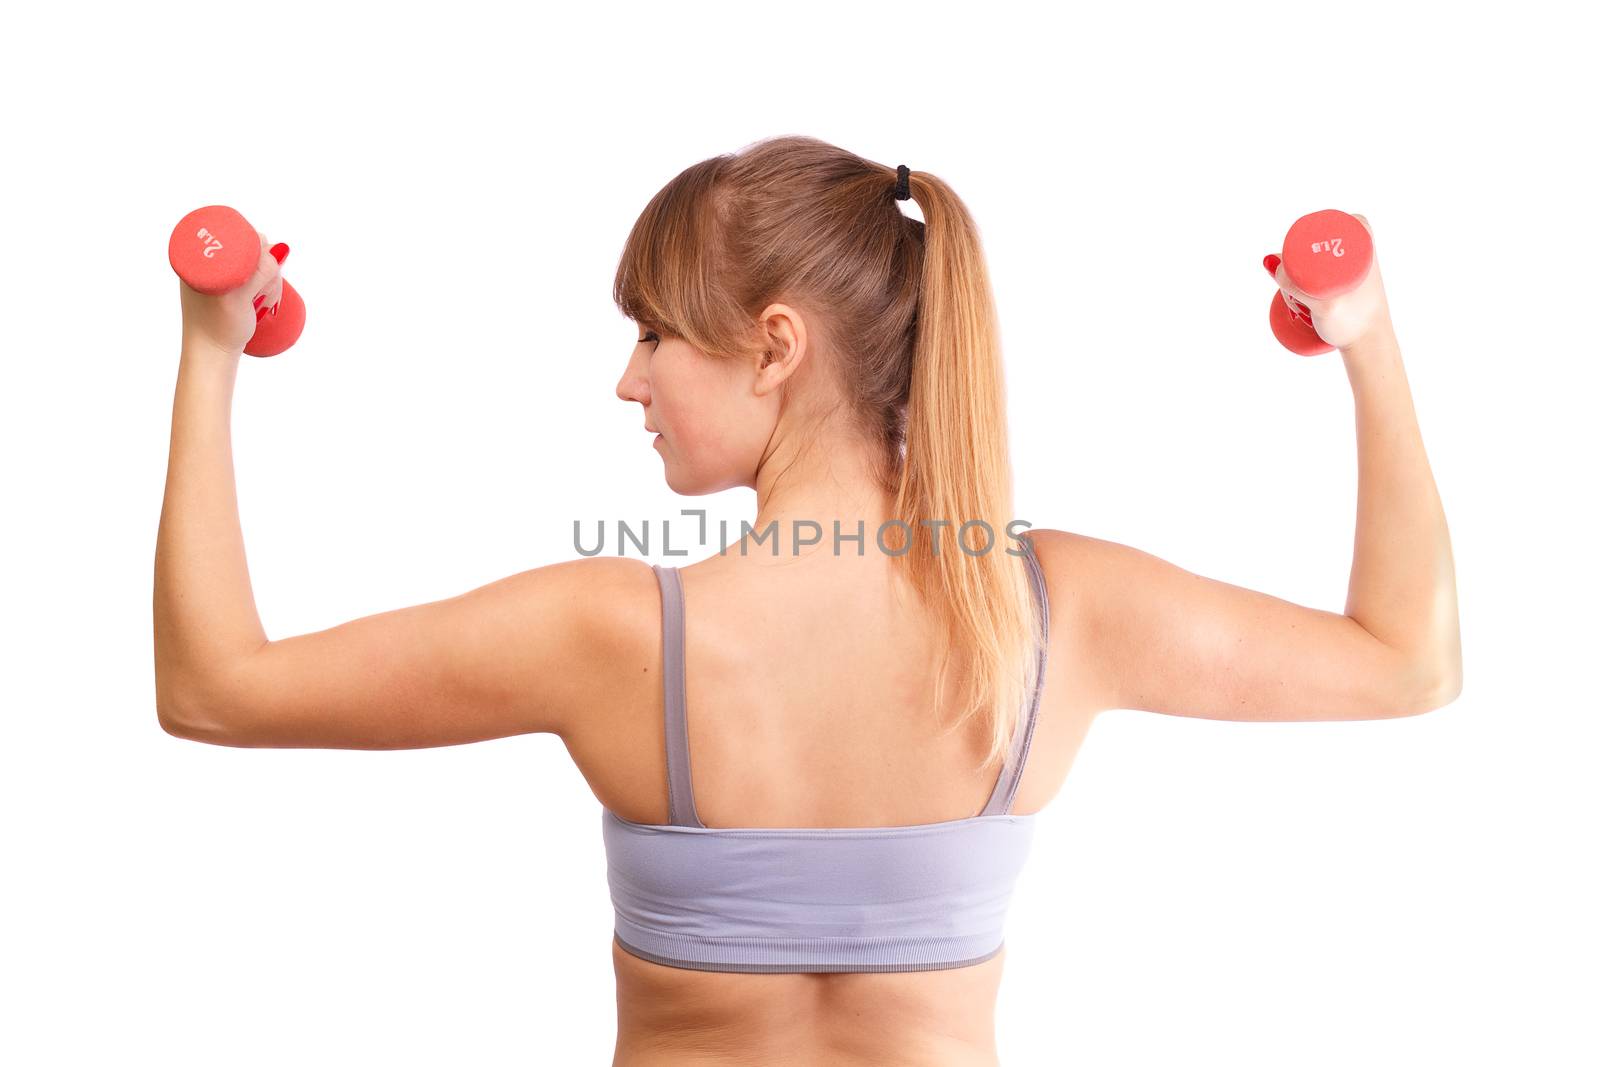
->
[179,235,288,355]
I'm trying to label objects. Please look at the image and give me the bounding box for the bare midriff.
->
[610,937,1006,1066]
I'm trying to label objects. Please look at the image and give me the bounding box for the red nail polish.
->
[253,294,266,309]
[256,306,269,322]
[1262,253,1281,279]
[269,243,289,265]
[270,301,279,317]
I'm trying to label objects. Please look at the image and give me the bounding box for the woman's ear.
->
[753,342,803,396]
[752,303,808,397]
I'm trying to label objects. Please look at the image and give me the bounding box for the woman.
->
[153,134,1462,1065]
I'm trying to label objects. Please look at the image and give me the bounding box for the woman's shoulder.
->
[543,553,663,650]
[1014,526,1084,591]
[1019,525,1138,588]
[505,554,668,739]
[474,553,666,701]
[1016,525,1176,648]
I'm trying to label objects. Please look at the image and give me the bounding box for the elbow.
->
[154,648,203,740]
[154,665,197,738]
[156,697,187,739]
[1392,657,1464,717]
[155,687,212,742]
[155,677,249,745]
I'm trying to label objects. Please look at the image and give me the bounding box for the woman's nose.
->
[616,346,652,404]
[616,366,648,405]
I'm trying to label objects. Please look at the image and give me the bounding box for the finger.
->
[261,233,289,314]
[1272,261,1322,315]
[259,235,283,299]
[1274,271,1322,329]
[243,230,284,304]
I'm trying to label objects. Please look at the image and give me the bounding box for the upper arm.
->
[1027,528,1445,722]
[163,556,658,749]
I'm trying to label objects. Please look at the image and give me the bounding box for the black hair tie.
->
[894,164,911,201]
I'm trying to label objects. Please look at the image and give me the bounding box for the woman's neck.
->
[746,437,898,561]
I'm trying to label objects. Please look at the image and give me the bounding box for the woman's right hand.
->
[1267,213,1393,351]
[178,234,288,356]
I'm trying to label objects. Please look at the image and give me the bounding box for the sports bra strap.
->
[650,535,1049,829]
[652,565,703,827]
[977,534,1051,817]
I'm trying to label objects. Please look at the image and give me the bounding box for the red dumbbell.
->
[168,205,306,357]
[1264,208,1373,356]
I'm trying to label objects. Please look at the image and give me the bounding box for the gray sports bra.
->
[601,535,1051,973]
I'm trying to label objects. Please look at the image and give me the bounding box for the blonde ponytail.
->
[892,169,1042,771]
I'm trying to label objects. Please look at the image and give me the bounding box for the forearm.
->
[153,343,267,730]
[1340,321,1462,694]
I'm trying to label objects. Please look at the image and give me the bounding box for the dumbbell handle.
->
[1266,208,1373,356]
[169,205,306,357]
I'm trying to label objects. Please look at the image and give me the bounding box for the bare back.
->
[561,534,1099,1065]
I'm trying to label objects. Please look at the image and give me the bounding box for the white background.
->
[3,2,1595,1064]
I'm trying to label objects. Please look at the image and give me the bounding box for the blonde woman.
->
[154,134,1462,1065]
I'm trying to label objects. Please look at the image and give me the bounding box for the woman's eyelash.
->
[638,330,660,345]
